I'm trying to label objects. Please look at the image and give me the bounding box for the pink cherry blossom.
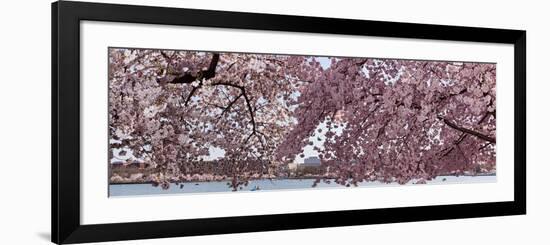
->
[109,48,496,189]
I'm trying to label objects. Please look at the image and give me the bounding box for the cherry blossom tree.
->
[277,57,496,186]
[109,48,307,189]
[109,48,496,190]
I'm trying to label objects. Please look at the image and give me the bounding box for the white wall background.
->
[0,0,548,244]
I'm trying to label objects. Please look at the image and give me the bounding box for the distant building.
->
[302,156,321,167]
[111,160,149,169]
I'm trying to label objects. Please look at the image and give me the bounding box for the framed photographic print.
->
[52,1,526,244]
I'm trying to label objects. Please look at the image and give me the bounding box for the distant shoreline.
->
[109,176,320,185]
[109,173,496,185]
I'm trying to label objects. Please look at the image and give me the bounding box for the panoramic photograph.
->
[108,48,496,196]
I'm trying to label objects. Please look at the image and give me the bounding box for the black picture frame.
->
[52,1,526,244]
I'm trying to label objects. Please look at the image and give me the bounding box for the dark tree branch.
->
[210,78,258,141]
[159,53,261,146]
[160,53,221,105]
[439,111,493,158]
[182,54,220,106]
[183,86,200,106]
[206,54,220,75]
[242,89,256,133]
[226,62,237,71]
[479,142,492,151]
[438,116,495,143]
[217,93,243,119]
[168,53,220,85]
[159,53,263,150]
